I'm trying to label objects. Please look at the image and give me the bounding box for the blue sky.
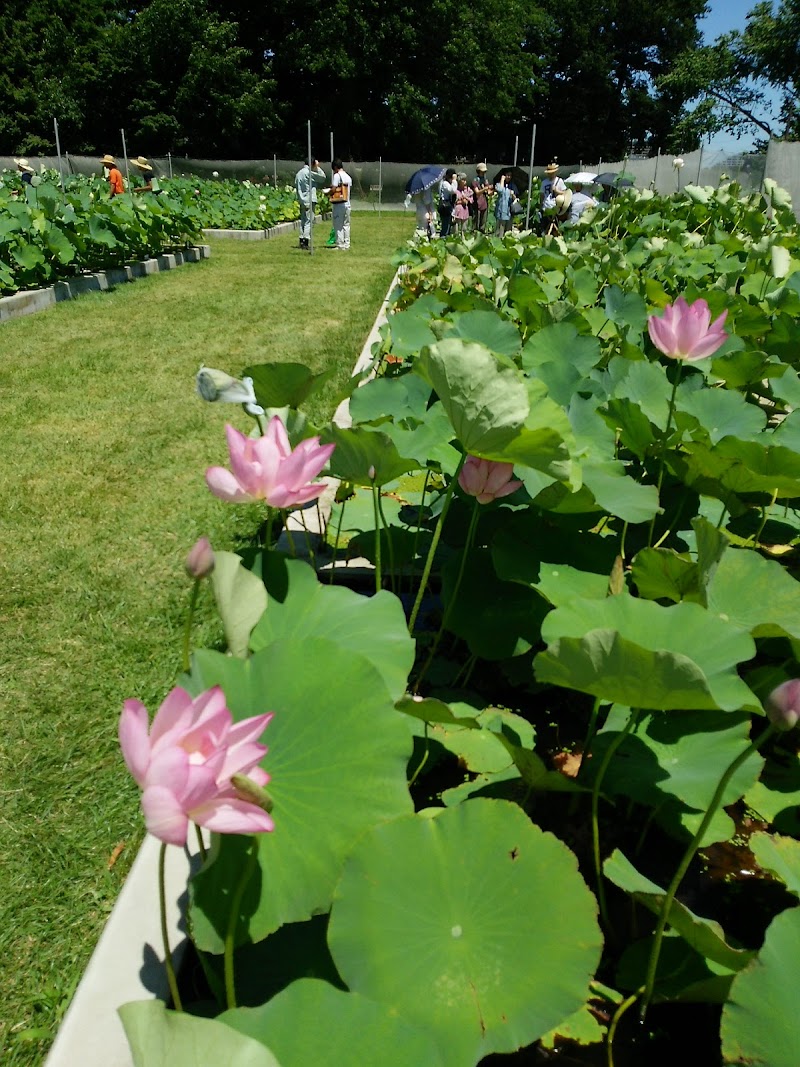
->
[698,0,778,157]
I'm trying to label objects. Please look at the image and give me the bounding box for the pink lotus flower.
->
[647,296,728,362]
[185,536,215,579]
[119,686,275,846]
[766,679,800,732]
[458,455,523,504]
[206,417,335,509]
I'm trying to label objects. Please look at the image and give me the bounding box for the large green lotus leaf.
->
[219,980,444,1067]
[603,851,755,972]
[322,425,418,485]
[677,387,767,445]
[348,373,431,425]
[119,1001,282,1067]
[211,551,268,658]
[491,514,616,604]
[380,403,460,472]
[395,695,481,729]
[328,800,603,1067]
[446,309,522,359]
[536,595,757,711]
[682,438,800,498]
[387,307,438,359]
[605,285,648,334]
[721,908,800,1067]
[745,755,800,837]
[521,324,600,406]
[429,707,535,775]
[581,460,660,523]
[750,832,800,898]
[603,397,658,459]
[441,547,548,660]
[413,340,529,454]
[485,396,577,485]
[706,548,800,641]
[606,359,670,431]
[630,548,700,603]
[616,933,736,1003]
[591,710,764,845]
[249,559,413,702]
[244,362,335,410]
[188,638,413,950]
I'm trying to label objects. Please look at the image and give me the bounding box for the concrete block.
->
[173,251,185,266]
[183,247,201,262]
[156,254,177,271]
[0,286,55,321]
[104,267,133,287]
[197,244,211,258]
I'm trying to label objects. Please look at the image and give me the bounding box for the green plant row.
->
[117,179,800,1066]
[0,172,307,295]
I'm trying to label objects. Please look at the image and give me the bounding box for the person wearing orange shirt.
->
[100,154,125,197]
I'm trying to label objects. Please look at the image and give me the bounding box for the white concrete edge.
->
[202,215,331,241]
[44,259,406,1067]
[44,832,206,1067]
[0,245,211,325]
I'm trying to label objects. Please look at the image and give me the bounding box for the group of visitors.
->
[433,159,599,239]
[435,163,514,238]
[98,154,161,197]
[294,158,352,251]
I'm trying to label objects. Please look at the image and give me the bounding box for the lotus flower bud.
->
[673,157,685,169]
[212,170,219,178]
[766,680,800,731]
[231,773,274,813]
[368,465,376,481]
[185,537,215,579]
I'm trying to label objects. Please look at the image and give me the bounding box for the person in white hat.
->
[131,156,161,194]
[14,158,34,186]
[471,162,491,233]
[564,177,597,224]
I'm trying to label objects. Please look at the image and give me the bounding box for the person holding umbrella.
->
[405,165,445,237]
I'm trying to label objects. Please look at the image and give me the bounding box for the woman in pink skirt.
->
[452,174,474,235]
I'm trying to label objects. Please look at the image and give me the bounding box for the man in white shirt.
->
[437,169,457,237]
[330,158,353,250]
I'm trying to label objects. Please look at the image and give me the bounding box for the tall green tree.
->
[660,0,799,151]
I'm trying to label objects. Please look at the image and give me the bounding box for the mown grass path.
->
[0,213,413,1065]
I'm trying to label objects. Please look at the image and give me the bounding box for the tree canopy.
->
[1,0,768,162]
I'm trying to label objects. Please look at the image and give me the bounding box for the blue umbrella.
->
[405,165,446,195]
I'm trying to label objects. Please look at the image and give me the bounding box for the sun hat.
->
[100,154,117,167]
[131,156,152,172]
[14,158,34,173]
[544,161,560,175]
[554,188,573,213]
[476,162,488,172]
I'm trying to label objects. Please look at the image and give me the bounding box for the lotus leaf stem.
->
[640,721,776,1016]
[224,838,260,1010]
[371,482,382,593]
[648,367,682,548]
[181,580,200,674]
[329,493,347,584]
[591,709,641,932]
[415,498,479,691]
[750,487,779,547]
[409,469,432,596]
[195,824,207,863]
[158,842,183,1011]
[376,486,396,593]
[606,986,644,1067]
[408,454,466,637]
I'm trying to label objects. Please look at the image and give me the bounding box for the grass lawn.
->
[0,212,413,1065]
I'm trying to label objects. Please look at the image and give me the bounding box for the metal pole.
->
[653,148,660,191]
[524,122,537,231]
[379,156,382,219]
[53,117,66,202]
[307,120,313,254]
[168,151,173,179]
[695,142,704,186]
[330,131,334,163]
[273,153,277,187]
[513,135,519,169]
[120,128,130,189]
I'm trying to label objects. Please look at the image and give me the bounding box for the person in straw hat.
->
[540,160,567,213]
[13,158,34,186]
[100,154,125,197]
[131,156,161,194]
